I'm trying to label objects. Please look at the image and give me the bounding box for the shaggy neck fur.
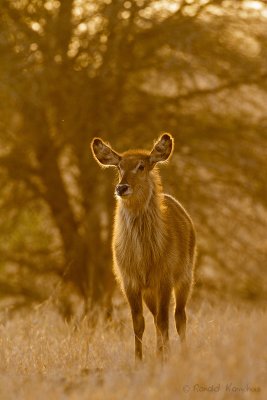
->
[115,169,167,266]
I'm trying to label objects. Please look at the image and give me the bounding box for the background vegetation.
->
[1,0,267,317]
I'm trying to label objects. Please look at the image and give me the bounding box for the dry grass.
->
[0,299,266,400]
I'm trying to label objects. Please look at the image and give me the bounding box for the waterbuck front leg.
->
[125,287,145,361]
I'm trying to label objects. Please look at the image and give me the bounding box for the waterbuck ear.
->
[149,133,174,166]
[91,138,121,167]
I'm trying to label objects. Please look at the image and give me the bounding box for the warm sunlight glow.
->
[31,22,41,32]
[1,0,267,397]
[77,23,87,33]
[244,0,264,10]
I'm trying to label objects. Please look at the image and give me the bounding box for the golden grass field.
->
[0,298,266,400]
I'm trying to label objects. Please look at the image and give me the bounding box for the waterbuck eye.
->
[138,164,144,171]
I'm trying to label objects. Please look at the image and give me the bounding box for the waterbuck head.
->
[91,133,173,204]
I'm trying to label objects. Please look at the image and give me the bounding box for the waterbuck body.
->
[91,134,196,361]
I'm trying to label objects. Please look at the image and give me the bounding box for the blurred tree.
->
[0,0,267,314]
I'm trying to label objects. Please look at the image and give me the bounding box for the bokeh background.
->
[1,0,267,318]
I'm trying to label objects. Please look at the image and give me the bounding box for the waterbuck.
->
[91,133,196,361]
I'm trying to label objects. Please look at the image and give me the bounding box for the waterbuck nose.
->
[116,184,130,196]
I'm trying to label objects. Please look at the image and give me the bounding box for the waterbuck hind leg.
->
[174,278,192,346]
[126,288,145,362]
